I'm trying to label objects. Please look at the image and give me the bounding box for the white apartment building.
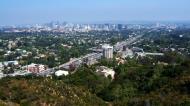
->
[102,44,113,59]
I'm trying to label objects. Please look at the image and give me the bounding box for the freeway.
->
[114,35,143,51]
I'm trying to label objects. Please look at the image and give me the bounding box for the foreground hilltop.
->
[0,76,107,106]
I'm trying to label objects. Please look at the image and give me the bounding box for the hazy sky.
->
[0,0,190,25]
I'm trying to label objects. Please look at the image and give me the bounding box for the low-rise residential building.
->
[96,66,115,80]
[0,72,5,79]
[116,57,125,65]
[55,70,69,76]
[0,63,4,71]
[83,53,102,66]
[24,63,48,73]
[8,71,32,77]
[121,48,134,58]
[0,61,19,67]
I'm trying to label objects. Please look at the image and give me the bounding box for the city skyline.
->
[0,0,190,25]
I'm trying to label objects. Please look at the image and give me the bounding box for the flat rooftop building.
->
[102,44,113,59]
